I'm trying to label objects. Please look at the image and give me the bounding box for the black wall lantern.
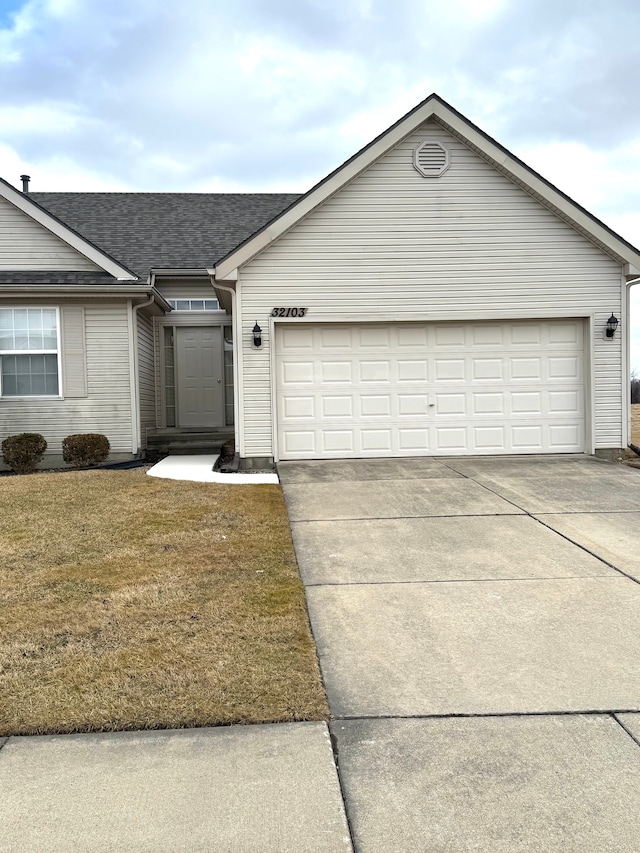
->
[606,314,619,339]
[252,322,262,348]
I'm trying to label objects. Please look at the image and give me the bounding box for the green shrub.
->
[2,433,48,474]
[62,433,110,468]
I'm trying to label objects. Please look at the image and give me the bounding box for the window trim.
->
[0,306,63,399]
[166,298,220,312]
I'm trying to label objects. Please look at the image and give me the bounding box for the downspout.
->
[207,272,241,454]
[131,292,155,456]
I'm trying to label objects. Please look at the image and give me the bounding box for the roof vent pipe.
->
[20,174,30,193]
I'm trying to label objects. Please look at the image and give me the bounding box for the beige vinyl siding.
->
[0,196,102,271]
[239,118,623,457]
[156,279,219,300]
[0,301,133,459]
[61,306,88,397]
[137,311,156,448]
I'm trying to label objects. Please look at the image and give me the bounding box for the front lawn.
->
[0,469,328,735]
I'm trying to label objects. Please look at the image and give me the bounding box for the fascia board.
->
[431,103,640,269]
[0,178,138,280]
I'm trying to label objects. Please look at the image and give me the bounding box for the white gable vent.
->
[413,141,450,177]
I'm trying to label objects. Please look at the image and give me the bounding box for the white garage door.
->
[275,320,585,459]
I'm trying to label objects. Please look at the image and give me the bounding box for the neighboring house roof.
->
[31,192,301,278]
[214,93,640,282]
[0,176,139,280]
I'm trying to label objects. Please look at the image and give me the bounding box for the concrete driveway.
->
[280,455,640,852]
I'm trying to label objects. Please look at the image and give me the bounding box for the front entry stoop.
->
[146,428,234,459]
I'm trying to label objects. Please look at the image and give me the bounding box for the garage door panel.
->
[398,326,429,347]
[472,325,504,346]
[548,390,581,414]
[510,324,543,345]
[397,359,428,381]
[360,361,391,382]
[435,427,468,451]
[322,395,353,417]
[398,394,429,415]
[473,392,504,414]
[282,361,314,384]
[323,431,355,453]
[275,321,585,459]
[320,361,352,382]
[473,426,505,450]
[399,428,430,451]
[283,430,316,454]
[511,357,543,380]
[320,326,351,348]
[435,393,466,415]
[359,326,391,347]
[283,395,315,419]
[473,359,504,381]
[548,356,580,380]
[511,391,542,413]
[435,326,465,347]
[549,424,583,449]
[511,425,544,449]
[435,359,466,382]
[548,323,581,344]
[361,429,393,452]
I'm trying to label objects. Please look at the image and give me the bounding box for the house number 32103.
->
[271,307,308,317]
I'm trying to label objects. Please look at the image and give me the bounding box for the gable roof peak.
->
[214,94,640,280]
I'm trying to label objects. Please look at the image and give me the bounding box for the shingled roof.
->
[29,192,302,278]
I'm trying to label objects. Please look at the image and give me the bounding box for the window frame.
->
[166,298,220,312]
[0,306,63,399]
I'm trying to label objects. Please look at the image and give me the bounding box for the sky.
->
[1,0,639,372]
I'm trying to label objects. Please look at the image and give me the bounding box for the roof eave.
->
[0,282,170,308]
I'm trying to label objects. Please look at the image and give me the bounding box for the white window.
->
[0,308,60,397]
[167,298,219,311]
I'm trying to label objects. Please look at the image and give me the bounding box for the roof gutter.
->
[0,283,172,310]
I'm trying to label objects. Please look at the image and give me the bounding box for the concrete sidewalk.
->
[281,454,640,852]
[0,723,352,853]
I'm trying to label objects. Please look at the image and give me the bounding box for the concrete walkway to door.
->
[280,454,640,852]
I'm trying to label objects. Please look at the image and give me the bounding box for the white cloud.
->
[516,140,640,243]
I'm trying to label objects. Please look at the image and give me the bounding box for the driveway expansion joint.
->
[332,710,640,722]
[304,574,619,588]
[469,474,640,587]
[533,516,640,589]
[291,511,524,523]
[327,729,357,852]
[613,714,640,750]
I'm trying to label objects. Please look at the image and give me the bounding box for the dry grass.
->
[0,469,328,736]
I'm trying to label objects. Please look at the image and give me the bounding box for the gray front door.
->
[176,326,224,427]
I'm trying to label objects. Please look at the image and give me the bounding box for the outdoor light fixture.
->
[606,314,619,339]
[252,322,262,348]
